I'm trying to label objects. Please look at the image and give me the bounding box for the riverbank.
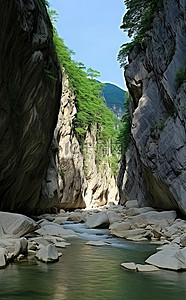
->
[1,202,186,271]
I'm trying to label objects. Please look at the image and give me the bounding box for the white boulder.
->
[86,211,109,228]
[35,244,59,263]
[146,247,186,270]
[0,212,39,237]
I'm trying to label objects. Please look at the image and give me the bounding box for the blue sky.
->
[49,0,129,89]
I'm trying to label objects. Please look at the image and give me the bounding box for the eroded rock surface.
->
[45,70,119,210]
[0,0,62,214]
[119,0,186,214]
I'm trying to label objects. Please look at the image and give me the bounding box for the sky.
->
[49,0,130,89]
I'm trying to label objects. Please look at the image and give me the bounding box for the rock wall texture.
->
[119,0,186,214]
[0,0,62,214]
[44,69,119,210]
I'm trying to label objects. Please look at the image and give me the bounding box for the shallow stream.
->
[1,222,186,300]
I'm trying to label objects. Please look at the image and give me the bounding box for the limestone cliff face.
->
[48,70,119,209]
[0,0,62,214]
[119,0,186,214]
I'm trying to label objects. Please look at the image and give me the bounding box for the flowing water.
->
[1,222,186,300]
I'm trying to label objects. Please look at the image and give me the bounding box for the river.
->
[1,222,186,300]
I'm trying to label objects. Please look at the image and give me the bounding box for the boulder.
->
[53,217,64,225]
[125,200,139,208]
[146,247,186,270]
[86,212,109,228]
[13,237,28,258]
[109,222,131,237]
[107,211,123,225]
[136,264,159,272]
[126,207,155,216]
[35,244,59,263]
[120,229,149,240]
[29,237,51,247]
[0,248,7,268]
[35,223,77,238]
[129,211,177,228]
[67,212,87,223]
[121,262,136,270]
[0,212,39,237]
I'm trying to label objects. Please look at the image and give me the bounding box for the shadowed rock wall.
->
[0,0,62,214]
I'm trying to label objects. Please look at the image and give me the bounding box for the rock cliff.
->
[119,0,186,214]
[0,0,62,214]
[44,69,119,210]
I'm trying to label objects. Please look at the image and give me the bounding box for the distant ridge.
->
[101,82,126,119]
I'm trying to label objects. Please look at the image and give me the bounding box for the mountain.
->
[101,83,126,119]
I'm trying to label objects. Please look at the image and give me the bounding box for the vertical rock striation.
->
[45,69,119,210]
[0,0,62,214]
[119,0,186,214]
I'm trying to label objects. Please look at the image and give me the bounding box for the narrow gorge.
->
[0,0,186,299]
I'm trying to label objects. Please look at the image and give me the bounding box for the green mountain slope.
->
[101,83,126,119]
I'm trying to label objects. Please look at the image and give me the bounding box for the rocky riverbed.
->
[1,201,186,271]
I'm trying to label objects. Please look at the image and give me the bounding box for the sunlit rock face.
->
[44,69,119,210]
[119,0,186,214]
[0,0,62,214]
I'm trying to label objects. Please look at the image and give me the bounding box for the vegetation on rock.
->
[117,92,131,153]
[48,7,121,176]
[118,0,163,67]
[101,83,126,119]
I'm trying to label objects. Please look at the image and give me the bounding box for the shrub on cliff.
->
[117,92,131,153]
[118,0,163,67]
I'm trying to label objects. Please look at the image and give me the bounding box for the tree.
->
[118,0,163,67]
[86,68,101,80]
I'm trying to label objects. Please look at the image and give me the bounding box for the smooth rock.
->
[0,248,7,268]
[129,211,177,227]
[0,212,39,237]
[13,237,28,258]
[109,222,131,237]
[121,262,136,270]
[146,247,186,270]
[67,212,87,223]
[35,244,59,263]
[107,211,123,225]
[85,241,109,246]
[112,228,146,239]
[53,217,64,225]
[35,223,77,238]
[125,200,139,209]
[29,237,51,247]
[136,264,159,272]
[86,212,109,228]
[126,207,155,216]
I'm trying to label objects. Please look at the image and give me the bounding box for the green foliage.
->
[86,68,101,79]
[118,0,163,67]
[100,82,126,118]
[118,92,131,153]
[175,61,186,87]
[151,119,165,132]
[48,9,120,176]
